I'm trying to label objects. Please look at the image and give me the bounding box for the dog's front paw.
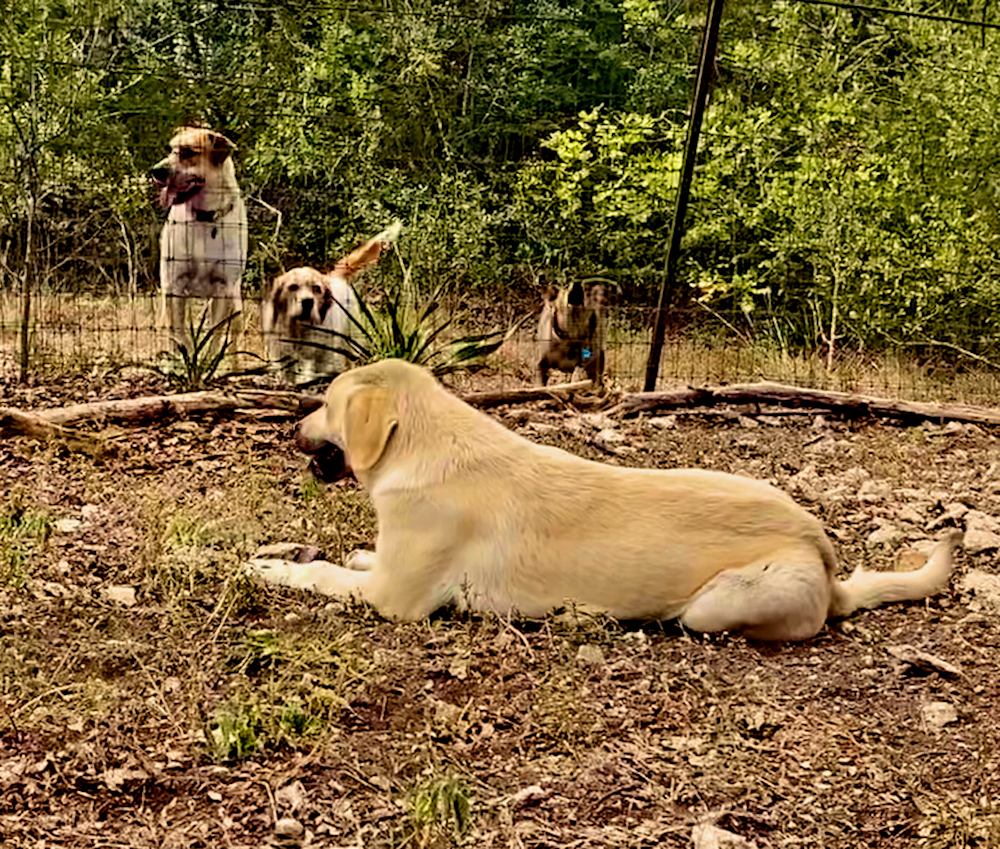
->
[244,558,302,589]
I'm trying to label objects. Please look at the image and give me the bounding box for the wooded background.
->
[2,0,1000,397]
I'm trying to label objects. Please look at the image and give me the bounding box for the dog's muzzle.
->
[150,168,204,209]
[297,298,315,322]
[295,428,354,483]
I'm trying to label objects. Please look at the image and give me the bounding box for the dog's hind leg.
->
[165,293,191,354]
[678,547,831,641]
[209,291,244,365]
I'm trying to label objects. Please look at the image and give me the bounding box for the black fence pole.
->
[643,0,726,392]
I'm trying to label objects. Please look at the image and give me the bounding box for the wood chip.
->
[887,645,964,677]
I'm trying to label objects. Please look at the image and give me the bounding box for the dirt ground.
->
[2,369,999,849]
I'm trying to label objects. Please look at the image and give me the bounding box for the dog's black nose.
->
[299,298,314,319]
[310,447,353,482]
[151,166,169,183]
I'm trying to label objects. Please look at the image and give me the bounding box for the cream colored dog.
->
[152,125,248,355]
[261,223,401,385]
[246,359,959,642]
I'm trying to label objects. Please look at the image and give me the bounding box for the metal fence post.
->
[643,0,726,392]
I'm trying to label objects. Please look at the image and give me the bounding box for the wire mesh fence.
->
[3,0,1000,405]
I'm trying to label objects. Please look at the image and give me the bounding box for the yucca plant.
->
[154,309,264,390]
[302,248,524,377]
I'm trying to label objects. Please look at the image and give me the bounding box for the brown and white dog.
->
[261,223,402,385]
[535,280,607,386]
[151,126,248,355]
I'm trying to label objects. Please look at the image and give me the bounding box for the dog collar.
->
[194,200,235,223]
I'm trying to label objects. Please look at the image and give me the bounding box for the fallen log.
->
[0,407,108,454]
[462,380,594,408]
[33,390,315,427]
[608,381,1000,425]
[10,380,595,431]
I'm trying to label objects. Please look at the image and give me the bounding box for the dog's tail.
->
[829,530,961,618]
[376,221,403,245]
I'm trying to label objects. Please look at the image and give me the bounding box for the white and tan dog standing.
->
[261,223,401,385]
[152,126,248,356]
[247,359,959,642]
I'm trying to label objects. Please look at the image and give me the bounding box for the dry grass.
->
[1,367,999,847]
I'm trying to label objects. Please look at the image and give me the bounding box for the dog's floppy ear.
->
[261,279,285,333]
[209,132,237,167]
[317,282,335,323]
[343,384,398,472]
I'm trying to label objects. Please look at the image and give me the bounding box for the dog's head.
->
[268,268,336,329]
[541,280,606,349]
[151,126,238,209]
[296,360,427,483]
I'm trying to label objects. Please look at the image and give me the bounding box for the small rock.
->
[867,522,903,548]
[894,505,925,525]
[858,480,892,503]
[54,518,82,533]
[102,586,137,607]
[576,644,605,666]
[958,569,1000,614]
[788,464,822,502]
[512,784,549,806]
[274,817,305,843]
[842,467,872,487]
[692,822,757,849]
[963,511,1000,554]
[737,415,759,429]
[927,502,968,531]
[275,780,308,812]
[595,428,624,444]
[921,701,959,730]
[648,415,678,430]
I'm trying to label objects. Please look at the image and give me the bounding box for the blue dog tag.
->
[582,347,592,359]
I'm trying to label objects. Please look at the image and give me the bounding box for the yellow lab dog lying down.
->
[246,359,960,641]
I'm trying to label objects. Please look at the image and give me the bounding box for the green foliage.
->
[5,0,1000,364]
[404,775,473,846]
[514,106,683,280]
[0,488,51,588]
[208,694,325,761]
[687,3,1000,355]
[209,700,262,762]
[208,628,371,762]
[153,311,262,390]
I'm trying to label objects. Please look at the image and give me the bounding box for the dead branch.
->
[33,390,316,427]
[461,380,594,408]
[608,381,1000,426]
[11,378,994,436]
[9,380,595,432]
[0,407,107,454]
